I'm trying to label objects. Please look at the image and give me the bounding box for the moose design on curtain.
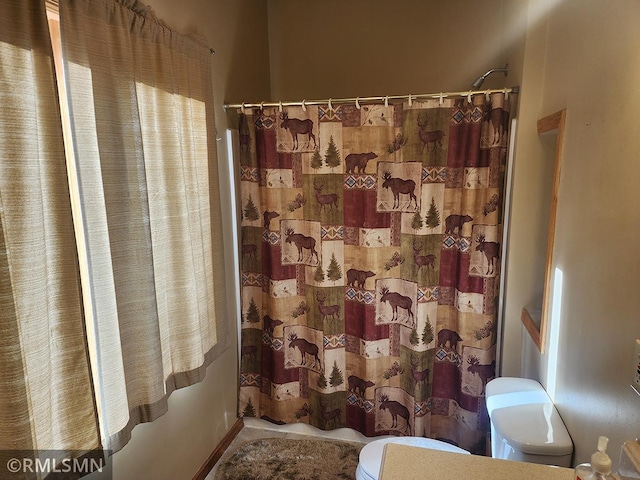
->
[238,94,512,453]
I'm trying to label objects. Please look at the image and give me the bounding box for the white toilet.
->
[485,377,573,467]
[355,436,469,480]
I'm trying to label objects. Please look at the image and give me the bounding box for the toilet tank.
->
[485,377,573,467]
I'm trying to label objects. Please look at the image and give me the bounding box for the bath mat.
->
[213,437,362,480]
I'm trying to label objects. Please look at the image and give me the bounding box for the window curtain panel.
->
[59,0,227,453]
[0,0,100,460]
[238,94,514,453]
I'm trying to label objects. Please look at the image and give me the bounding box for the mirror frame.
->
[521,109,566,353]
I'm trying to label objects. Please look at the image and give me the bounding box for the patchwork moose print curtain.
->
[238,93,513,453]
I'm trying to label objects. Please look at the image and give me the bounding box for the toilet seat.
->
[356,437,469,480]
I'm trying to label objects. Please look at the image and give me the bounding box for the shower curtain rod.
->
[224,86,519,110]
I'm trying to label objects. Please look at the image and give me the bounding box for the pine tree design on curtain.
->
[238,95,513,454]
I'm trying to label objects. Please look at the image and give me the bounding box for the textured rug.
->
[213,437,363,480]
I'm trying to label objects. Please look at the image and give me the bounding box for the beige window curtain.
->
[0,0,100,458]
[59,0,227,453]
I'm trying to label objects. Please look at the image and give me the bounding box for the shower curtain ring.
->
[301,99,307,112]
[355,97,361,110]
[485,90,491,102]
[241,102,246,114]
[278,101,283,113]
[467,92,473,104]
[408,94,413,107]
[328,98,333,111]
[439,93,444,106]
[384,95,389,107]
[504,88,509,100]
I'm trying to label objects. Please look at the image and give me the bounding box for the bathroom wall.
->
[510,0,640,468]
[266,0,526,101]
[81,1,271,478]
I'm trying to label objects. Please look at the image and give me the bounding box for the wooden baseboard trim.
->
[192,417,244,480]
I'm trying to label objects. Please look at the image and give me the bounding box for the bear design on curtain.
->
[238,93,513,454]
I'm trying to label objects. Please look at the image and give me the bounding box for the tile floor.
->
[204,418,388,479]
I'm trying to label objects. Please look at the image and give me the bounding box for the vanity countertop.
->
[379,443,574,480]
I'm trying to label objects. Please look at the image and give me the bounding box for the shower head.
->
[471,63,509,90]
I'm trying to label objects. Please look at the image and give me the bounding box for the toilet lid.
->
[359,437,469,479]
[486,377,573,456]
[491,403,573,455]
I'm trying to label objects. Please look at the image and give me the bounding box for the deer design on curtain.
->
[238,93,513,454]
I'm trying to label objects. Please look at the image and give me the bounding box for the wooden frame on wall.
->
[521,109,566,353]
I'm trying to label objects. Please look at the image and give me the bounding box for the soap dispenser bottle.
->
[575,436,616,480]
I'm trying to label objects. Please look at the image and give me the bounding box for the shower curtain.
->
[238,93,513,454]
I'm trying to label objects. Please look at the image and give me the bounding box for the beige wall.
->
[267,0,526,100]
[511,0,640,468]
[83,1,270,479]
